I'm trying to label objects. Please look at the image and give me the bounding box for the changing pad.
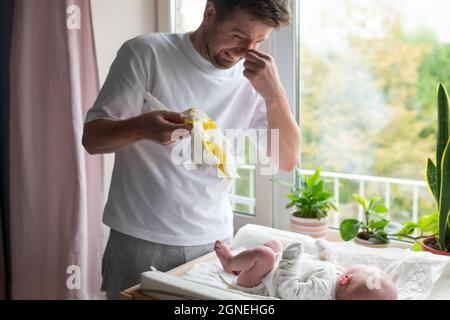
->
[141,224,450,300]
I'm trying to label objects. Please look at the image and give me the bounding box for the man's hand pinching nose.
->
[243,49,284,103]
[135,110,193,145]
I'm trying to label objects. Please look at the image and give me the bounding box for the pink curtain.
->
[10,0,106,299]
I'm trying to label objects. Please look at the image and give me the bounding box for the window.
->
[170,0,450,232]
[298,0,450,227]
[173,0,205,33]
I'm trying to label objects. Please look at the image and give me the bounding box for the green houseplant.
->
[340,194,390,247]
[418,83,450,255]
[396,213,439,252]
[276,167,337,238]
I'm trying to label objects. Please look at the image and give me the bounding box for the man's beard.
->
[204,39,240,70]
[204,42,226,69]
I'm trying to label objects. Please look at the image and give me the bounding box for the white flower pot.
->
[353,236,390,248]
[290,216,329,239]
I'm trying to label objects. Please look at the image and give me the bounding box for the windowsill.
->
[325,228,413,249]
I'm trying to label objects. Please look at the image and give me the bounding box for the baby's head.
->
[335,264,397,300]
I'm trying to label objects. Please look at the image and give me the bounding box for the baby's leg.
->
[263,240,283,253]
[214,241,277,288]
[236,246,276,288]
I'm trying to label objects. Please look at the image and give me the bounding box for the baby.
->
[214,239,398,300]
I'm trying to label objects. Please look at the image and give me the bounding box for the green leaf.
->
[314,209,327,219]
[311,180,324,195]
[306,168,321,187]
[316,192,332,201]
[418,213,439,234]
[368,197,381,211]
[426,159,438,203]
[329,202,338,212]
[340,219,362,241]
[411,242,423,252]
[397,221,419,239]
[369,219,390,231]
[285,202,296,209]
[373,204,389,214]
[437,84,449,202]
[438,140,450,249]
[353,194,368,210]
[286,194,301,203]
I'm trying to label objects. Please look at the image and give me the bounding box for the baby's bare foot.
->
[214,240,233,274]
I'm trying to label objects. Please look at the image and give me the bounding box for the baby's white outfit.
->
[223,240,344,300]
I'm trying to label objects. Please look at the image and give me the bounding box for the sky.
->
[177,0,450,43]
[176,0,205,32]
[300,0,450,50]
[402,0,450,43]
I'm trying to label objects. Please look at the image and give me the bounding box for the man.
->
[83,0,300,299]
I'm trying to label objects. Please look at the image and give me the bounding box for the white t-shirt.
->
[85,33,268,246]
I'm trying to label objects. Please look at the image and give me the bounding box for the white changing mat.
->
[141,224,450,300]
[140,270,276,300]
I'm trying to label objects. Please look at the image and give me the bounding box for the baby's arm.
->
[315,239,339,263]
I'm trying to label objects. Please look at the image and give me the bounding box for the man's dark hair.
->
[210,0,292,28]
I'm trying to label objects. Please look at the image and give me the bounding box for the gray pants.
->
[101,229,230,300]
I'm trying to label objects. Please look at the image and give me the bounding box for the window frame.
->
[155,0,174,32]
[267,0,299,231]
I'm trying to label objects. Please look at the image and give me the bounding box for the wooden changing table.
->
[120,229,411,300]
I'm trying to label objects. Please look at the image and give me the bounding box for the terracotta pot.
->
[353,236,389,248]
[421,237,450,256]
[290,216,329,239]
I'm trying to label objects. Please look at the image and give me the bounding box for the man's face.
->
[201,5,274,69]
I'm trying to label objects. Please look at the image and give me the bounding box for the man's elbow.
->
[82,135,95,155]
[267,147,300,172]
[82,127,98,155]
[279,131,301,172]
[279,156,300,172]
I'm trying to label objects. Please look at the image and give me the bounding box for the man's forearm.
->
[241,49,300,171]
[82,118,140,155]
[265,93,301,171]
[82,111,192,155]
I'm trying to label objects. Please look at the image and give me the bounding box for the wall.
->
[91,0,157,83]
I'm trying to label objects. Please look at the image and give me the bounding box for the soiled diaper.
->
[145,91,240,179]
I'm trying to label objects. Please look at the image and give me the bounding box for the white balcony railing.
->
[229,166,430,227]
[300,170,429,228]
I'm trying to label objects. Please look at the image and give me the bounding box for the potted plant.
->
[395,213,439,252]
[275,167,337,239]
[416,83,450,256]
[340,194,390,248]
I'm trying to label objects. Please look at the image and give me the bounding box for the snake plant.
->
[426,83,450,251]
